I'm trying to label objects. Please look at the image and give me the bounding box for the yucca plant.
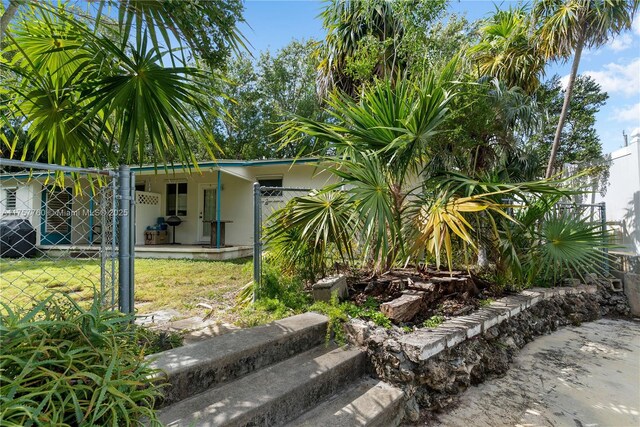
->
[0,294,164,426]
[330,154,409,271]
[409,172,579,272]
[410,187,517,270]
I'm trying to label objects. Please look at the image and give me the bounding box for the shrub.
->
[236,264,312,309]
[527,211,613,285]
[0,295,164,426]
[310,294,392,344]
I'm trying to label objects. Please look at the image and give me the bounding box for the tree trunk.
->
[0,0,21,43]
[545,38,585,179]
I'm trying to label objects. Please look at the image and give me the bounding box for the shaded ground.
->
[429,318,640,427]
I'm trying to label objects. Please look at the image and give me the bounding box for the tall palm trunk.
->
[0,0,21,43]
[545,36,584,178]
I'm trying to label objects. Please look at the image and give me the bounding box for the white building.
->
[594,139,640,256]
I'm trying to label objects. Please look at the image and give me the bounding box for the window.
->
[45,189,71,233]
[135,182,146,192]
[4,188,17,211]
[258,178,283,197]
[166,183,188,216]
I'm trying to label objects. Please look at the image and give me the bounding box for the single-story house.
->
[0,158,335,260]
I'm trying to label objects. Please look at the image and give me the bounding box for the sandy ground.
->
[431,318,640,427]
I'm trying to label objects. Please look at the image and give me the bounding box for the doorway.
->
[198,184,217,242]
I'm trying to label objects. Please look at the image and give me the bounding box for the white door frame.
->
[197,183,217,242]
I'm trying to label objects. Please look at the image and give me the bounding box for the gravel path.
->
[431,318,640,427]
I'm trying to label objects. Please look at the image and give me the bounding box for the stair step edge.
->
[157,344,366,427]
[282,377,406,427]
[149,312,328,406]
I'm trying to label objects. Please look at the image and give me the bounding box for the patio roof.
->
[0,157,324,181]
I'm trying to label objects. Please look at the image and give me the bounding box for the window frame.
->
[257,177,283,197]
[3,187,17,212]
[166,182,188,217]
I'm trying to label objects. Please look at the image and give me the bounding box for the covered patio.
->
[38,244,252,261]
[132,163,257,250]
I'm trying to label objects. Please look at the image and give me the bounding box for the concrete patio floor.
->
[431,318,640,427]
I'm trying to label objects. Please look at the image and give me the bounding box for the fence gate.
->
[252,183,313,301]
[0,159,135,314]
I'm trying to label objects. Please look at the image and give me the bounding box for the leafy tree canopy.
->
[316,0,448,98]
[0,0,245,168]
[528,74,608,168]
[212,39,326,160]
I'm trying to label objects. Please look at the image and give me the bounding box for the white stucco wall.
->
[594,141,640,255]
[1,179,41,242]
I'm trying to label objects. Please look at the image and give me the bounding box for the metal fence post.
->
[253,182,261,303]
[600,202,609,275]
[118,165,133,314]
[129,171,136,313]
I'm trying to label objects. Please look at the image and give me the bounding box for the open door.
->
[40,187,72,245]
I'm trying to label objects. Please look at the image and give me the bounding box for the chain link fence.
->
[0,159,135,314]
[252,183,314,300]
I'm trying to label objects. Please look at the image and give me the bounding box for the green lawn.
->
[0,257,253,322]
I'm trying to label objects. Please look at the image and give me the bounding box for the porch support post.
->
[253,182,261,302]
[216,169,222,248]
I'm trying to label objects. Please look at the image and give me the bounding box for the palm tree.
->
[0,1,245,168]
[278,62,458,271]
[533,0,639,178]
[470,6,546,94]
[316,0,400,99]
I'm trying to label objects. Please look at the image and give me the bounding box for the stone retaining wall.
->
[344,282,632,422]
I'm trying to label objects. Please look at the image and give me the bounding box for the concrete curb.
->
[398,285,597,363]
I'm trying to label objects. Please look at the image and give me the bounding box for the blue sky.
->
[239,0,640,155]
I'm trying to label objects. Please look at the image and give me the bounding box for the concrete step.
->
[283,378,405,427]
[157,344,366,427]
[149,312,328,406]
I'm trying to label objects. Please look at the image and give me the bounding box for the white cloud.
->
[613,102,640,123]
[583,58,640,98]
[608,33,633,52]
[633,16,640,36]
[559,74,570,90]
